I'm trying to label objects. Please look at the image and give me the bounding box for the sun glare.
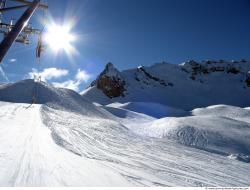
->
[44,23,76,53]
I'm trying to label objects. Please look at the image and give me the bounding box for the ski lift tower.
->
[0,0,48,64]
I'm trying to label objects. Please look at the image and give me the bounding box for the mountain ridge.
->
[82,59,250,110]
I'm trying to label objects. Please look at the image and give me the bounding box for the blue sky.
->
[0,0,250,91]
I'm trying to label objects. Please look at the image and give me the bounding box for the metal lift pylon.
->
[0,0,48,64]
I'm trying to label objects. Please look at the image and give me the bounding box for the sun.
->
[44,23,76,53]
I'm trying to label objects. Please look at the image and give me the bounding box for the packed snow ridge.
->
[0,59,250,186]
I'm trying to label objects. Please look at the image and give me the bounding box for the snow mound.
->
[0,79,106,117]
[122,105,250,162]
[192,105,250,123]
[102,103,250,162]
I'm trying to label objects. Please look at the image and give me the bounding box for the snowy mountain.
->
[0,79,106,117]
[82,59,250,110]
[0,64,250,186]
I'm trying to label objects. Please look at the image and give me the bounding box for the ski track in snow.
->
[42,104,250,186]
[0,102,250,186]
[0,103,129,186]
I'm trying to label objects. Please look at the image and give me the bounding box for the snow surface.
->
[106,102,189,118]
[1,101,250,186]
[0,79,106,117]
[192,105,250,123]
[0,80,250,186]
[103,102,250,162]
[0,103,129,186]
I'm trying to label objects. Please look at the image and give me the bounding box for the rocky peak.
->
[99,62,122,79]
[91,63,126,98]
[181,59,249,81]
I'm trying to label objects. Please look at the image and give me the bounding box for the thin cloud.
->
[29,67,69,81]
[52,69,92,92]
[53,80,81,92]
[76,69,92,82]
[9,58,17,63]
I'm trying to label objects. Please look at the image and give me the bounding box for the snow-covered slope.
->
[0,79,106,117]
[107,102,188,118]
[103,102,250,162]
[1,101,250,186]
[0,103,129,186]
[1,78,250,186]
[82,60,250,110]
[192,104,250,123]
